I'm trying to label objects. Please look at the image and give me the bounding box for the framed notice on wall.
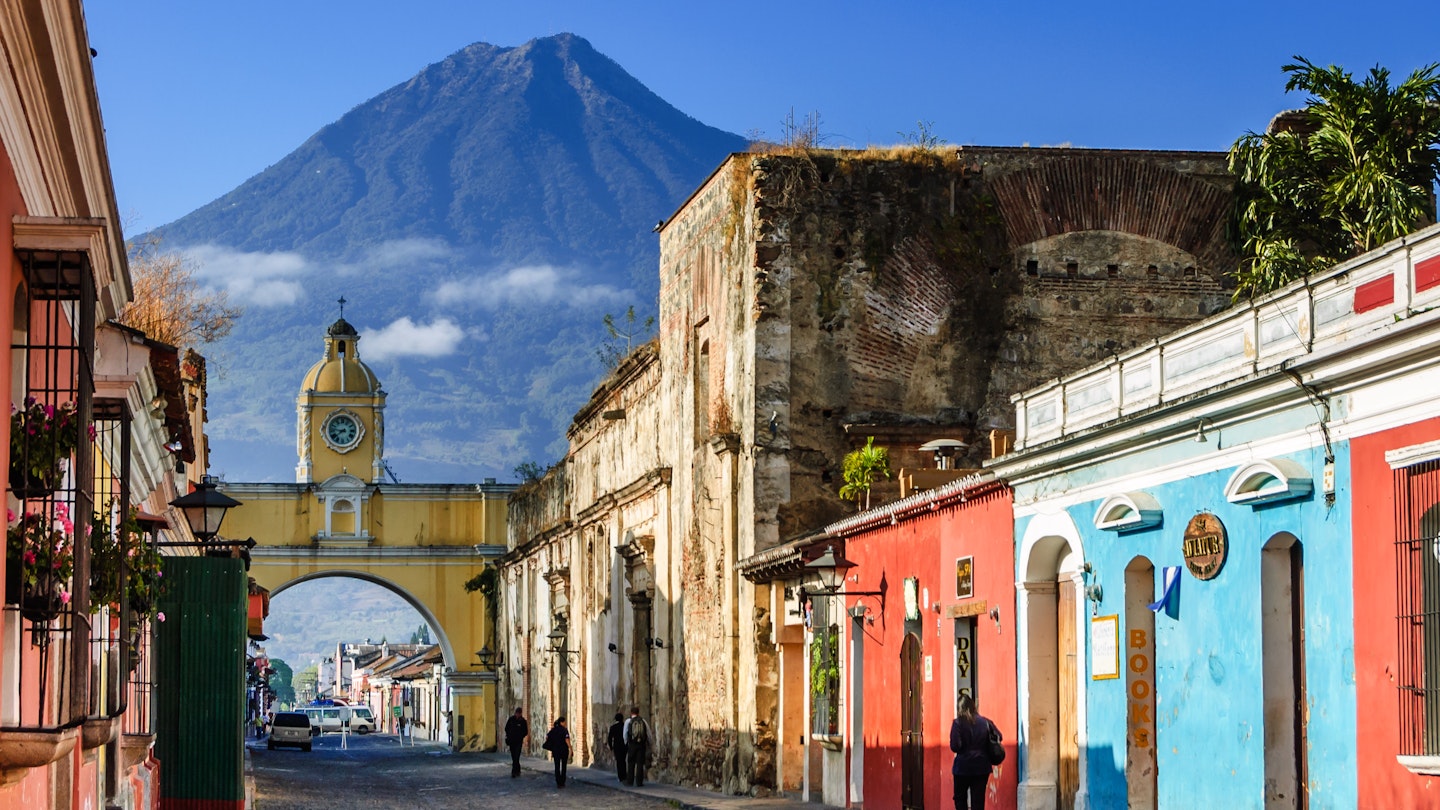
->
[956,556,974,599]
[1090,615,1120,680]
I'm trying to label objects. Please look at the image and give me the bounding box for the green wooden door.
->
[155,556,248,809]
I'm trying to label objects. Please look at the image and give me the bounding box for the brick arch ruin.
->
[984,151,1237,274]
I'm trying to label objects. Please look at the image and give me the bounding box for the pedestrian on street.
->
[607,711,629,784]
[624,706,651,787]
[542,716,571,788]
[950,693,1001,810]
[503,707,529,778]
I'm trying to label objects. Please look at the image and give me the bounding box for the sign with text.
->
[1091,614,1120,680]
[956,556,974,599]
[1182,512,1228,580]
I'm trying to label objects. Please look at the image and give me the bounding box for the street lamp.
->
[805,544,886,609]
[169,474,242,541]
[547,626,579,658]
[475,646,504,669]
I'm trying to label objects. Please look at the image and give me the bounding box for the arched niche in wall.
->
[1093,491,1163,533]
[1224,459,1312,506]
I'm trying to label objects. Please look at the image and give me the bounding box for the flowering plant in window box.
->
[9,398,89,499]
[5,504,75,621]
[90,505,162,622]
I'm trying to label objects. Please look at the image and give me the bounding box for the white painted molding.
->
[1396,755,1440,777]
[1387,440,1440,470]
[1093,491,1162,532]
[1224,458,1313,506]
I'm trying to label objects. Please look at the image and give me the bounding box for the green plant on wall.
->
[463,565,499,630]
[839,436,890,510]
[810,625,840,735]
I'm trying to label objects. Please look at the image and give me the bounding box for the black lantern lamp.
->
[169,474,242,541]
[805,544,885,609]
[547,626,579,658]
[476,646,503,669]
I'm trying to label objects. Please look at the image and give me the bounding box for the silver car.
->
[268,711,317,751]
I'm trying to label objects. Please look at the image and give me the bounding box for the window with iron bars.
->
[4,248,96,734]
[809,596,840,737]
[1394,457,1440,756]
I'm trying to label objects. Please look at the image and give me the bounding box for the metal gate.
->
[901,632,924,809]
[155,556,247,809]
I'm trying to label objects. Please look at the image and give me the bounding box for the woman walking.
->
[543,716,571,788]
[950,694,1000,810]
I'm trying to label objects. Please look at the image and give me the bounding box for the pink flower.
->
[23,550,35,565]
[42,404,54,419]
[59,590,71,605]
[87,424,96,441]
[6,508,13,523]
[156,612,166,622]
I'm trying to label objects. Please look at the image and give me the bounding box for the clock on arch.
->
[321,410,365,453]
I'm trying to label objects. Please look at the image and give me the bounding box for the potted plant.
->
[5,504,75,622]
[9,398,86,499]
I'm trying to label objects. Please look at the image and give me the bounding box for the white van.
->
[303,705,376,734]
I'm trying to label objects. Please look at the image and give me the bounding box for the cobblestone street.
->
[248,734,675,810]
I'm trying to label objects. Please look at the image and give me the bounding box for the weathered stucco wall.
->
[505,145,1239,798]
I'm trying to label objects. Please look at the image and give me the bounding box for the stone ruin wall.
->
[745,147,1236,543]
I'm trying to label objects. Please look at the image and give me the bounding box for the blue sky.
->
[87,0,1440,234]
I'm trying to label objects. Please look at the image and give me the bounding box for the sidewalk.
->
[496,752,819,810]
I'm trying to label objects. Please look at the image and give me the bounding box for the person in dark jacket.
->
[543,717,571,788]
[503,707,529,778]
[950,694,999,810]
[625,706,651,786]
[607,712,629,783]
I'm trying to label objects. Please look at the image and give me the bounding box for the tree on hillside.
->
[117,237,243,347]
[269,658,296,706]
[1228,57,1440,298]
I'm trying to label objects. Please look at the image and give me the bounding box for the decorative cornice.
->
[574,467,672,522]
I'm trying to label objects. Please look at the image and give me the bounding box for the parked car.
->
[268,711,317,751]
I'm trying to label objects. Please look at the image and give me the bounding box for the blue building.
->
[983,225,1440,807]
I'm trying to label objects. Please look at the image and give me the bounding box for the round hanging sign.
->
[1182,512,1227,581]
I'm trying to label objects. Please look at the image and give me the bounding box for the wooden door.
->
[901,633,924,809]
[1058,579,1079,810]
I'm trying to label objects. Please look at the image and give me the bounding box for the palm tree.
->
[839,436,890,511]
[1228,57,1440,298]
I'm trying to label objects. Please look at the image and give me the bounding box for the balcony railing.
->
[3,248,95,747]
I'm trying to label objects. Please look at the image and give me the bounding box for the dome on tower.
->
[301,318,382,394]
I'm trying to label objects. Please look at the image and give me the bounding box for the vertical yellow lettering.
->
[1129,629,1146,649]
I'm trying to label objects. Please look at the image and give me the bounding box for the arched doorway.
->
[1261,533,1306,809]
[1020,518,1085,810]
[1124,556,1157,809]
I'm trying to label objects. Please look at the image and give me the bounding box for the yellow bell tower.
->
[296,314,386,485]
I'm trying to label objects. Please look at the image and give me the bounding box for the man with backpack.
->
[624,706,651,786]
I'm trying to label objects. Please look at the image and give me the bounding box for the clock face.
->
[326,414,360,448]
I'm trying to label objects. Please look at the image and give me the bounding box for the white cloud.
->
[368,238,453,266]
[179,244,312,307]
[360,317,465,362]
[431,264,629,310]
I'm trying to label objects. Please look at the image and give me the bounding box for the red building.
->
[1351,415,1440,804]
[823,473,1017,810]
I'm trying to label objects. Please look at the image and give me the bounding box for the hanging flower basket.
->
[5,506,75,624]
[8,399,86,500]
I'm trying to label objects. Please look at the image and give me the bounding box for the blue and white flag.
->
[1148,566,1181,614]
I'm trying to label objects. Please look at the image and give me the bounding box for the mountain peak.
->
[153,36,746,482]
